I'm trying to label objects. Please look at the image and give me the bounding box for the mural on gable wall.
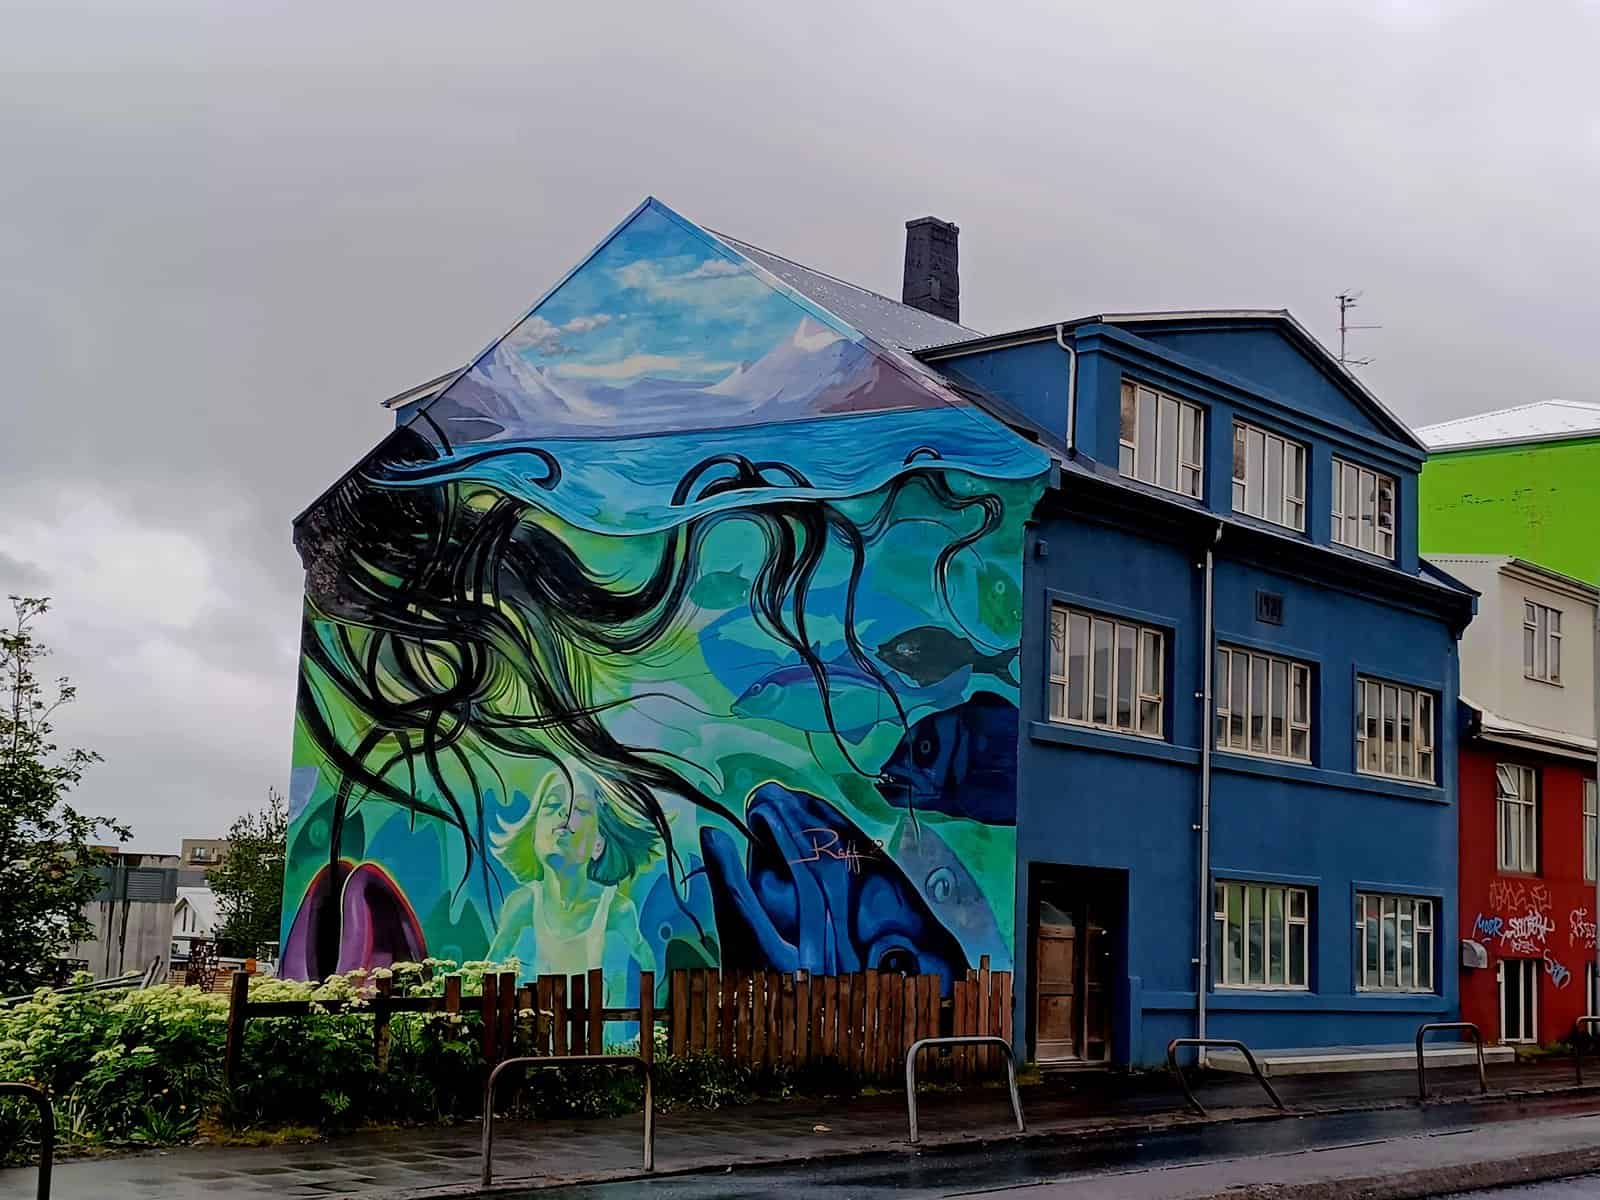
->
[283,199,1050,1006]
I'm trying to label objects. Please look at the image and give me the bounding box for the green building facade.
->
[1418,401,1600,584]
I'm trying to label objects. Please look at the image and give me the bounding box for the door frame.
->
[1025,862,1128,1065]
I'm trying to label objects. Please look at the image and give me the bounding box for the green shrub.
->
[0,961,866,1165]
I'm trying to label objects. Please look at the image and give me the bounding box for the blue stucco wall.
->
[1013,511,1460,1064]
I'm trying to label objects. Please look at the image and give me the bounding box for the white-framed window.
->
[1216,647,1311,762]
[1232,421,1306,531]
[1048,604,1165,738]
[1355,677,1436,784]
[1523,601,1563,685]
[1331,458,1396,560]
[1586,778,1597,883]
[1119,380,1204,499]
[1215,881,1310,989]
[1356,892,1435,992]
[1496,763,1538,874]
[1500,958,1538,1044]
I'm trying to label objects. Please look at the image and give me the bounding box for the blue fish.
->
[875,693,1018,824]
[699,783,968,992]
[732,650,969,743]
[887,819,1007,964]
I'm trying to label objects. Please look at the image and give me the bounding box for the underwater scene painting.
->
[284,199,1050,1005]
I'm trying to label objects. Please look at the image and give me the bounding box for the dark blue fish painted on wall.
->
[699,782,968,993]
[876,625,1018,687]
[875,692,1019,825]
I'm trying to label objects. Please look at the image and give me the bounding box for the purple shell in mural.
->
[283,860,426,979]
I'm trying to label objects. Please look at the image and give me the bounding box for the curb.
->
[1184,1145,1600,1200]
[383,1080,1600,1198]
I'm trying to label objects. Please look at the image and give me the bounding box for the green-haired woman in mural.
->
[487,763,656,1000]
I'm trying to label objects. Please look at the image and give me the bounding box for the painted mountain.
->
[430,314,933,443]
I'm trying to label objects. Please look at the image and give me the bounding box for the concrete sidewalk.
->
[1,1059,1592,1199]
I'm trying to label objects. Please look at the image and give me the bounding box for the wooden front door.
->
[1035,880,1115,1063]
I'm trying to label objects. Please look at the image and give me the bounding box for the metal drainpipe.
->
[1054,325,1078,456]
[1197,522,1223,1062]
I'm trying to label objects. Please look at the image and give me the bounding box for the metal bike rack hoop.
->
[1,1082,54,1200]
[1414,1021,1487,1103]
[1165,1038,1286,1117]
[903,1036,1025,1145]
[481,1054,653,1186]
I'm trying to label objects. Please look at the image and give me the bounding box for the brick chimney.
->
[902,216,960,323]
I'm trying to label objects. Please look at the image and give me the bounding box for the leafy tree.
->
[0,596,127,994]
[209,788,287,957]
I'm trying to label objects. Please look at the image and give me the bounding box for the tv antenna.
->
[1336,290,1380,369]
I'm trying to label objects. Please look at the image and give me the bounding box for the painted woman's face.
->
[532,769,604,870]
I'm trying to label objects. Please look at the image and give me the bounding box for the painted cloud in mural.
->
[284,199,1049,1005]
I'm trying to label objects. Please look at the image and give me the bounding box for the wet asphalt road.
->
[516,1094,1600,1198]
[1442,1180,1600,1197]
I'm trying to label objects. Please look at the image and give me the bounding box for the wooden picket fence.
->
[667,958,1013,1081]
[222,959,1013,1094]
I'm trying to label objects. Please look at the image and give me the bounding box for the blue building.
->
[922,312,1477,1064]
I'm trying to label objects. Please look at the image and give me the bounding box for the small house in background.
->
[1430,555,1599,1044]
[172,885,219,962]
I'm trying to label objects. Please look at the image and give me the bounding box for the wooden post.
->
[863,970,880,1078]
[719,971,735,1061]
[752,971,768,1068]
[822,973,838,1062]
[638,970,655,1065]
[688,970,705,1053]
[223,970,249,1097]
[373,974,394,1073]
[780,973,797,1068]
[444,973,462,1016]
[516,984,534,1057]
[500,972,518,1058]
[536,975,554,1055]
[552,975,569,1056]
[481,971,500,1064]
[977,955,992,1073]
[796,972,812,1067]
[739,971,755,1065]
[669,969,687,1058]
[587,966,604,1054]
[838,973,854,1073]
[570,973,588,1056]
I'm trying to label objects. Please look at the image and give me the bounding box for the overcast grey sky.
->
[2,0,1594,850]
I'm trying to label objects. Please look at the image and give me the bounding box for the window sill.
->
[1028,721,1201,766]
[1522,674,1564,689]
[1218,754,1449,804]
[1215,746,1312,769]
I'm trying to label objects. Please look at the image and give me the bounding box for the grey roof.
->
[712,233,980,352]
[1417,399,1600,451]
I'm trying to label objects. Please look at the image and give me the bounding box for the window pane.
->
[1551,634,1562,682]
[1268,888,1285,985]
[1215,648,1230,745]
[1269,658,1288,756]
[1265,435,1283,524]
[1417,928,1433,990]
[1246,428,1266,517]
[1249,655,1268,752]
[1359,470,1377,552]
[1067,613,1089,723]
[1399,900,1414,985]
[1364,682,1382,771]
[1290,921,1306,987]
[1137,387,1158,483]
[1381,899,1397,987]
[1188,404,1203,469]
[1233,424,1247,485]
[1230,651,1247,746]
[1140,631,1163,735]
[1157,396,1179,492]
[1115,624,1136,730]
[1091,618,1112,725]
[1120,382,1136,447]
[1524,623,1536,676]
[1226,884,1243,983]
[1247,886,1265,985]
[1288,443,1305,503]
[1382,685,1398,774]
[1399,694,1414,777]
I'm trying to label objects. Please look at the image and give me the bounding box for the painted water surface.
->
[284,200,1049,1005]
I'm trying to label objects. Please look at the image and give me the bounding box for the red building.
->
[1439,556,1598,1046]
